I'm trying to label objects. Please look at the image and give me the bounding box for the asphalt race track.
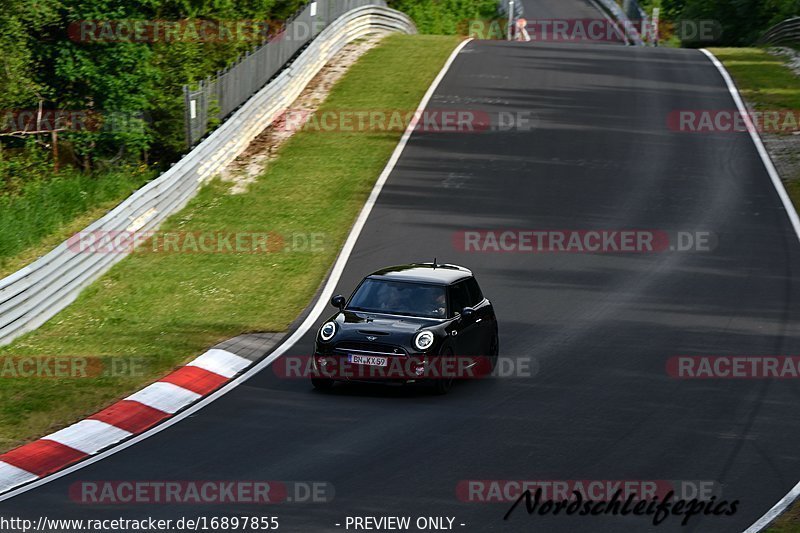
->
[518,0,627,44]
[520,0,611,22]
[4,22,800,533]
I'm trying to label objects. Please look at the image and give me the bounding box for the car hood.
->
[333,310,442,337]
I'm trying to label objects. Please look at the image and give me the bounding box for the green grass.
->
[708,48,800,112]
[770,504,800,533]
[710,47,800,206]
[0,166,153,277]
[0,34,461,452]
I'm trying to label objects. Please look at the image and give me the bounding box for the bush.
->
[387,0,499,35]
[660,0,800,46]
[0,0,309,168]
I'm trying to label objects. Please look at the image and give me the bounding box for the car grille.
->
[334,341,407,356]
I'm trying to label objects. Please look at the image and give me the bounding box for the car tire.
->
[311,378,334,391]
[432,350,455,395]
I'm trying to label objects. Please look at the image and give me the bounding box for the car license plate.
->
[348,354,388,367]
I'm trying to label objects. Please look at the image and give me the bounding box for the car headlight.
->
[319,321,337,341]
[414,331,435,351]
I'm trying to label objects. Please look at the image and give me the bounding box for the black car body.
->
[311,263,499,394]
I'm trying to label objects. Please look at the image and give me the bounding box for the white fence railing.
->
[592,0,647,45]
[759,17,800,46]
[0,5,416,347]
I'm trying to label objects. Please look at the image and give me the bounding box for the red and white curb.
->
[0,348,252,494]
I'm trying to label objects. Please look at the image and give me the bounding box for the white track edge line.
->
[699,48,800,243]
[743,481,800,533]
[699,48,800,532]
[0,37,473,503]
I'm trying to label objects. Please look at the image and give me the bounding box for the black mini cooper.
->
[311,263,499,394]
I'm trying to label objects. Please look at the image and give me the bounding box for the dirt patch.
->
[219,34,387,194]
[762,132,800,182]
[768,46,800,77]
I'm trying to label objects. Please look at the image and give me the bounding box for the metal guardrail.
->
[592,0,647,45]
[621,0,647,24]
[183,0,385,147]
[0,5,416,347]
[759,17,800,46]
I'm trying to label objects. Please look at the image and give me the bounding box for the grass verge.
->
[709,47,800,202]
[0,34,461,452]
[708,48,800,112]
[771,502,800,533]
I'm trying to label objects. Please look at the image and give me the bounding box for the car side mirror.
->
[461,306,475,320]
[331,295,346,311]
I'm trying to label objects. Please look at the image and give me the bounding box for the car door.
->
[448,280,480,357]
[465,276,494,356]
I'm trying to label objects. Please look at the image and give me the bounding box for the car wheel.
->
[432,350,455,395]
[311,378,334,391]
[489,331,500,372]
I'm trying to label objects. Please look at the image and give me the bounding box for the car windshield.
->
[348,279,447,319]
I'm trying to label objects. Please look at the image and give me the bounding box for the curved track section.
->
[3,41,800,532]
[520,0,608,20]
[518,0,629,45]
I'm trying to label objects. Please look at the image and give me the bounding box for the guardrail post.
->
[507,0,514,41]
[183,84,192,148]
[651,8,660,46]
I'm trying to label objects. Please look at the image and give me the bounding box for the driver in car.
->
[380,284,411,314]
[432,291,446,318]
